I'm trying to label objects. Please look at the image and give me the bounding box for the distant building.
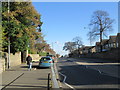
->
[74,33,120,56]
[95,42,101,52]
[108,36,117,48]
[95,36,118,52]
[80,46,92,54]
[101,39,109,51]
[89,46,96,53]
[116,33,120,48]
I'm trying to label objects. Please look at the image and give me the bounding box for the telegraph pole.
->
[8,0,10,69]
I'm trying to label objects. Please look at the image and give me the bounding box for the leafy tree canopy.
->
[2,1,43,54]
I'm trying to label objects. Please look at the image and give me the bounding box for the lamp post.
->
[8,0,10,69]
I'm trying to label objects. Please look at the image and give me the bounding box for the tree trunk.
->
[78,46,80,57]
[21,50,27,63]
[100,31,102,52]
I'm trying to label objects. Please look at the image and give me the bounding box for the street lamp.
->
[8,0,10,69]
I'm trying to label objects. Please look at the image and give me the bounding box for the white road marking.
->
[75,61,104,74]
[64,82,75,90]
[67,60,105,75]
[59,72,66,83]
[98,69,102,74]
[76,62,120,65]
[59,72,76,90]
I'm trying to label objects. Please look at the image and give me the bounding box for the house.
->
[95,42,101,52]
[96,39,110,52]
[116,33,120,48]
[101,39,109,51]
[80,46,92,54]
[95,36,117,52]
[108,36,117,48]
[79,48,83,54]
[89,46,96,53]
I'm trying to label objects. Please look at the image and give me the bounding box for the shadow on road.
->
[20,65,50,69]
[59,65,120,85]
[2,84,47,89]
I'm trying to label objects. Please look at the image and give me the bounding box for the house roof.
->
[117,33,120,37]
[109,36,117,42]
[83,46,93,50]
[117,33,120,35]
[79,46,92,50]
[96,42,100,46]
[89,46,95,49]
[101,39,109,45]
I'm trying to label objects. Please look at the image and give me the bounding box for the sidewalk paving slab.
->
[1,63,51,89]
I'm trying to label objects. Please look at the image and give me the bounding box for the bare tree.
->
[63,42,76,53]
[88,10,114,52]
[73,36,83,56]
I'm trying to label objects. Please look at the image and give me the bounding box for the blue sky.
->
[32,2,118,55]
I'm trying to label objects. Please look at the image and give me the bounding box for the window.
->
[41,57,50,61]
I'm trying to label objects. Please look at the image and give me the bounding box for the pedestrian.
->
[26,55,32,71]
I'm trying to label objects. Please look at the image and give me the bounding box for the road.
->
[57,57,120,90]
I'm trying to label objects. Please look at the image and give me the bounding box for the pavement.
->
[0,62,51,90]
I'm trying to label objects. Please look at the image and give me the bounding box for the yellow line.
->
[76,62,120,65]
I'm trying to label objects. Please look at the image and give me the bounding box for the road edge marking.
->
[59,72,76,90]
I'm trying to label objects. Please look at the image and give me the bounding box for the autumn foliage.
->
[2,1,55,55]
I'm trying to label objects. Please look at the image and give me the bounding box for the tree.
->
[0,5,2,52]
[35,40,56,56]
[72,36,83,55]
[56,54,60,58]
[73,36,83,49]
[88,10,114,52]
[35,43,46,53]
[2,2,42,54]
[63,42,76,53]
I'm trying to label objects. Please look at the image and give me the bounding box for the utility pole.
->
[8,0,10,69]
[52,42,54,50]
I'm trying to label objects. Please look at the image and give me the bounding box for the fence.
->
[0,52,21,73]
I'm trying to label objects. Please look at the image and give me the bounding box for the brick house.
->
[108,36,117,48]
[89,46,96,53]
[95,42,101,52]
[101,39,109,51]
[80,46,92,54]
[116,33,120,48]
[95,36,117,52]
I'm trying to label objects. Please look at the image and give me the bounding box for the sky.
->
[32,2,118,56]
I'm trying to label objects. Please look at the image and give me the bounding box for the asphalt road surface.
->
[57,57,120,90]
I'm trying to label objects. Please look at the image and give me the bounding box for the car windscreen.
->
[41,57,51,61]
[46,55,53,57]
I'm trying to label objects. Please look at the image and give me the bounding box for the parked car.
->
[38,56,53,68]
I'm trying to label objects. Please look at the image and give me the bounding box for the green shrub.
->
[39,52,47,56]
